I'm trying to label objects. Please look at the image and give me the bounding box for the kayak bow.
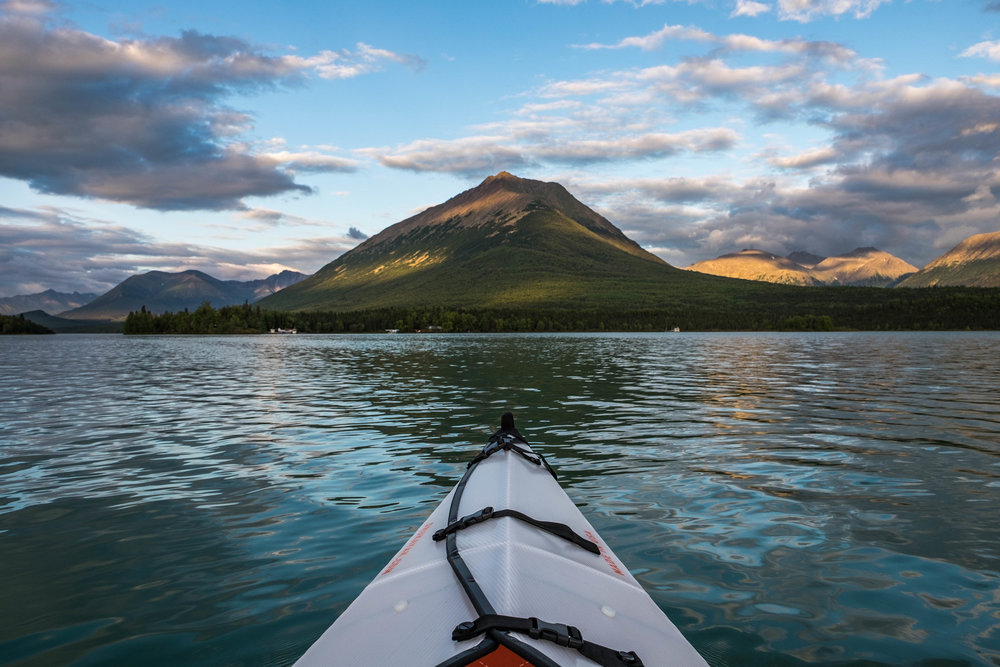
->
[295,414,707,667]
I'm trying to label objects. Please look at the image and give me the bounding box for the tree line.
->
[1,314,54,335]
[122,287,1000,334]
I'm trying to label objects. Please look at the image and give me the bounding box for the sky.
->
[3,0,1000,296]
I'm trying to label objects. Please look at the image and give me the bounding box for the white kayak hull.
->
[295,419,707,667]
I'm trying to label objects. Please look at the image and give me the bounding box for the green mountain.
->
[61,269,307,321]
[898,231,1000,287]
[259,172,739,311]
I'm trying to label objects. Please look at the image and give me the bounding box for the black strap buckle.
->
[451,614,643,666]
[433,506,494,541]
[528,616,584,649]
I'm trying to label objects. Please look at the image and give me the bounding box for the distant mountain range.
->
[898,231,1000,287]
[55,269,307,321]
[4,175,999,325]
[258,171,742,312]
[0,289,98,316]
[684,247,919,287]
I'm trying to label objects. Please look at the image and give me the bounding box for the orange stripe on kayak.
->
[585,530,626,576]
[380,521,433,576]
[464,644,536,667]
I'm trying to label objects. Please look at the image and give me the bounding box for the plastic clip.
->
[527,617,584,649]
[433,507,495,541]
[616,650,644,666]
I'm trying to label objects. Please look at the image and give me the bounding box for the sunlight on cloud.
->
[0,12,417,212]
[769,147,838,169]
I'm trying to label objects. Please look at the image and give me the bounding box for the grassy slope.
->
[898,257,1000,288]
[260,207,778,312]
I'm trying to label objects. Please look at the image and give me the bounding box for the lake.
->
[1,332,998,666]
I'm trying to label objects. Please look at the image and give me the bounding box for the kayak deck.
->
[295,417,706,666]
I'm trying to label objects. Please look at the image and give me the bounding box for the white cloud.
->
[960,40,1000,61]
[732,1,772,17]
[776,0,890,22]
[768,147,838,168]
[576,24,714,51]
[284,42,426,80]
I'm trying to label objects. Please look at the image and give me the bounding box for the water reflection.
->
[1,332,998,665]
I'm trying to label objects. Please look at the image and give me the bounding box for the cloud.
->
[576,24,714,51]
[548,66,1000,269]
[348,226,369,240]
[540,0,890,21]
[0,14,404,211]
[370,137,532,175]
[732,0,772,17]
[370,128,737,175]
[0,205,359,295]
[577,22,863,67]
[1,0,55,14]
[284,42,426,79]
[768,146,839,169]
[775,0,890,22]
[960,40,1000,61]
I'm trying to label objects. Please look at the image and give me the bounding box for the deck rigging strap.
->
[435,414,645,667]
[432,505,600,555]
[468,431,558,480]
[452,614,645,667]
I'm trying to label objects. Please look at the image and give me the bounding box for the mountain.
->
[60,269,308,321]
[258,171,731,312]
[685,247,916,287]
[810,247,918,287]
[241,270,310,300]
[683,249,820,286]
[0,289,97,316]
[898,231,1000,288]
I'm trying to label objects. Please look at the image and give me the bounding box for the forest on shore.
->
[1,314,54,335]
[122,286,1000,334]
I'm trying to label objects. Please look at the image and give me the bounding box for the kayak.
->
[295,414,707,667]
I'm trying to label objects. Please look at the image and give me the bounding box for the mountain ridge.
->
[0,289,98,316]
[898,230,1000,287]
[685,247,917,287]
[60,269,307,321]
[259,172,720,312]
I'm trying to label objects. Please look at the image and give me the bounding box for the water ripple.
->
[2,332,999,666]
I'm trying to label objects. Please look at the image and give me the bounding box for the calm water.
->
[1,332,999,666]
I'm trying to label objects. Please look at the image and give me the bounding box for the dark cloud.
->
[348,226,369,240]
[0,15,357,211]
[0,206,358,295]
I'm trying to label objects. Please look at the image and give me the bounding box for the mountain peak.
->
[258,175,679,311]
[350,172,644,258]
